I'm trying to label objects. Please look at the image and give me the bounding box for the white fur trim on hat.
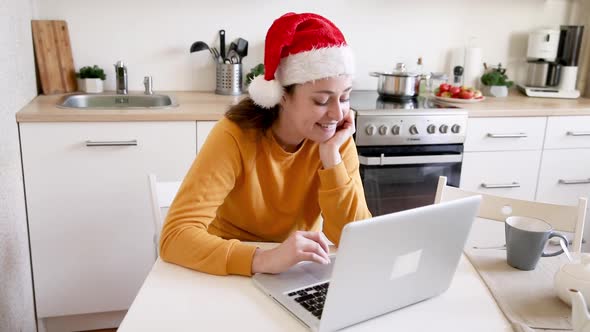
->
[248,75,284,109]
[276,45,354,86]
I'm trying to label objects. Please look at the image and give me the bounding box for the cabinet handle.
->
[85,140,138,147]
[566,131,590,137]
[481,182,521,189]
[558,178,590,185]
[486,133,528,138]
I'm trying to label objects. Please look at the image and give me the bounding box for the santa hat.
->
[248,13,354,108]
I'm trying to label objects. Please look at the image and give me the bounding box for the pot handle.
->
[369,72,381,78]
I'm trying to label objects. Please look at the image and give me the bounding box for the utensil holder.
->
[216,63,242,95]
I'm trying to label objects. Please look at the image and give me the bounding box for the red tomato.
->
[459,90,475,99]
[439,83,451,93]
[436,92,442,97]
[449,86,461,95]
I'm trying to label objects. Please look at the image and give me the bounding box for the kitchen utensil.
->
[555,254,590,308]
[31,20,77,94]
[505,216,567,271]
[216,63,242,95]
[526,60,549,87]
[219,30,226,59]
[189,41,210,53]
[453,66,464,85]
[236,38,248,59]
[210,47,221,63]
[434,95,485,104]
[568,290,590,332]
[369,63,420,98]
[226,49,240,64]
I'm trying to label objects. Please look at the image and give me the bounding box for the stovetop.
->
[350,91,468,146]
[350,90,460,113]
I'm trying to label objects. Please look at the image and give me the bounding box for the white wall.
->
[34,0,572,92]
[0,0,38,331]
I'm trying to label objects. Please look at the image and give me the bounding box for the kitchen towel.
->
[463,47,483,89]
[464,222,572,331]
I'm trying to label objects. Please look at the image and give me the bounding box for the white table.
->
[119,220,512,332]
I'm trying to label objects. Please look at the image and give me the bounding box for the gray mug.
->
[505,216,568,271]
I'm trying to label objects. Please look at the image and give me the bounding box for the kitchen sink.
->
[57,94,178,109]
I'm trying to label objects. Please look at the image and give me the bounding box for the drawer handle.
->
[481,182,521,189]
[566,131,590,137]
[85,140,138,147]
[487,133,528,138]
[559,178,590,185]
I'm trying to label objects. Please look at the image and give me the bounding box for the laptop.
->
[252,195,481,332]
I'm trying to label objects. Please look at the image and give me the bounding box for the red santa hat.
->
[248,12,355,108]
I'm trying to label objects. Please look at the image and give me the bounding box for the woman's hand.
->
[251,231,331,274]
[319,110,355,169]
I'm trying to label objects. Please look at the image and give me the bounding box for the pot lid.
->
[373,62,419,77]
[561,253,590,281]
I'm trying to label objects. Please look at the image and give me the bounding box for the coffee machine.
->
[519,25,585,99]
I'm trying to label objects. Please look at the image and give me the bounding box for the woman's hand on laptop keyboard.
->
[251,231,331,274]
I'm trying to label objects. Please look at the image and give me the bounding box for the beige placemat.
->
[464,247,572,331]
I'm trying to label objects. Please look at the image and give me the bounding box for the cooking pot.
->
[370,63,427,98]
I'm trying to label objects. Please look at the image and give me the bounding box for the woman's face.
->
[278,75,353,144]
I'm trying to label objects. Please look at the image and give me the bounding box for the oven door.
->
[358,144,463,217]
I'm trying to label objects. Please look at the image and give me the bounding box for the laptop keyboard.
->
[287,281,330,319]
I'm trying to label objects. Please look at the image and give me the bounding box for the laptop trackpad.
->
[253,257,336,293]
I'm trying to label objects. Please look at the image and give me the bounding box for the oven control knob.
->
[451,124,461,134]
[391,125,400,135]
[439,124,449,134]
[365,125,376,136]
[427,124,436,134]
[378,125,388,136]
[409,125,419,135]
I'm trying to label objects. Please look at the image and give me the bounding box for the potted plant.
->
[76,65,106,93]
[245,63,264,87]
[480,63,513,97]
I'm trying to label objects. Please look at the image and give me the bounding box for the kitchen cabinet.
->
[19,121,196,327]
[461,117,546,200]
[197,121,216,152]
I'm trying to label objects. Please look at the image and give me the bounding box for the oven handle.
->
[358,153,462,166]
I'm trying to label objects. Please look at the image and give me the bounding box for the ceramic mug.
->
[505,216,568,271]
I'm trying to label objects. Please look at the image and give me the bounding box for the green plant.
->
[245,63,264,86]
[76,65,106,80]
[480,63,513,87]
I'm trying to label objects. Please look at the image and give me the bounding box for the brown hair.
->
[225,85,296,132]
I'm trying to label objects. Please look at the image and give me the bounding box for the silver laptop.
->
[252,195,481,332]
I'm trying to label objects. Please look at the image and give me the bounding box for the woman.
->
[159,12,371,276]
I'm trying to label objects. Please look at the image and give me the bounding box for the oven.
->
[351,90,468,217]
[358,144,463,216]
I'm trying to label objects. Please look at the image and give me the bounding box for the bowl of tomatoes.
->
[434,83,485,104]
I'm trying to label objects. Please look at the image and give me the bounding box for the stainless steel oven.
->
[351,91,468,216]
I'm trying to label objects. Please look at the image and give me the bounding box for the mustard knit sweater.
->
[159,117,371,276]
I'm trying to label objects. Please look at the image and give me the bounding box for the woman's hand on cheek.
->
[319,110,355,169]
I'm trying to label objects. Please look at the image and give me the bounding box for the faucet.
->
[114,60,128,94]
[144,76,154,95]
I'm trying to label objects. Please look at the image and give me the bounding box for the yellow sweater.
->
[159,117,371,276]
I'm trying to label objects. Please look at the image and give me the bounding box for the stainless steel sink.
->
[57,94,178,109]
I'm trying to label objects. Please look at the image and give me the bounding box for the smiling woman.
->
[159,12,371,277]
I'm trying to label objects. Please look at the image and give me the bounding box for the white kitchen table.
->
[118,219,513,332]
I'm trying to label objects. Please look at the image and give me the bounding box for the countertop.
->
[15,90,590,122]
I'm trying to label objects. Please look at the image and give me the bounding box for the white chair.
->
[148,174,182,258]
[434,176,588,253]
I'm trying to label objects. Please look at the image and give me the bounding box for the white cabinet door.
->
[197,121,217,153]
[20,121,196,318]
[464,117,546,152]
[536,149,590,205]
[460,150,542,200]
[544,116,590,149]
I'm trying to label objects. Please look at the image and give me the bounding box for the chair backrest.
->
[148,174,182,257]
[434,176,588,253]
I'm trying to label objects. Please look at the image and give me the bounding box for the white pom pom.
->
[248,75,284,108]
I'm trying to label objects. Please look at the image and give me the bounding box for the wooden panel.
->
[31,20,77,94]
